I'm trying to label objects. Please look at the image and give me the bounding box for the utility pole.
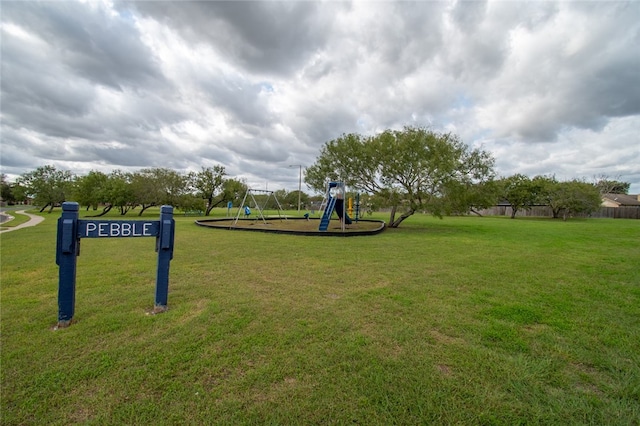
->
[288,165,302,211]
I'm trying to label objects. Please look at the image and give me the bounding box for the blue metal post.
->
[56,202,80,327]
[154,205,174,313]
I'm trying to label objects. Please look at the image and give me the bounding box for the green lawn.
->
[1,208,639,425]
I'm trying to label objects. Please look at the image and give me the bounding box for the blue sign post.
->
[55,202,175,328]
[56,202,80,326]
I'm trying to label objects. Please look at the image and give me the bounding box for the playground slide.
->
[319,198,353,231]
[319,196,337,231]
[334,199,353,224]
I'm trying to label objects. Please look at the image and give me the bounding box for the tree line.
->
[2,126,630,224]
[1,165,312,216]
[1,166,230,215]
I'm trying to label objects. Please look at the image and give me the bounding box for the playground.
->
[197,182,386,236]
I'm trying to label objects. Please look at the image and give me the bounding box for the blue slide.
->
[319,182,352,231]
[319,197,352,231]
[318,196,337,231]
[334,199,352,225]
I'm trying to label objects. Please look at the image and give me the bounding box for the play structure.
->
[194,180,385,237]
[318,181,358,231]
[232,188,287,227]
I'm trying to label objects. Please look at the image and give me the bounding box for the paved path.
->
[0,210,45,234]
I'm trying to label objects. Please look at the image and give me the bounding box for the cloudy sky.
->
[1,0,639,194]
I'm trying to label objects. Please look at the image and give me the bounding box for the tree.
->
[8,181,28,204]
[305,126,496,227]
[73,170,109,211]
[175,193,206,213]
[131,168,189,215]
[189,166,227,215]
[158,168,190,208]
[104,170,136,215]
[1,174,17,204]
[534,175,563,219]
[16,165,75,212]
[594,177,630,195]
[272,189,289,209]
[444,179,500,216]
[217,178,248,209]
[549,179,602,220]
[129,170,161,215]
[284,190,309,210]
[497,174,544,219]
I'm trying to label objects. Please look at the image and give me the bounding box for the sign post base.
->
[152,305,169,314]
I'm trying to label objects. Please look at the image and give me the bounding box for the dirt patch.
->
[436,364,454,377]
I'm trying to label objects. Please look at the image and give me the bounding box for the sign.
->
[55,202,175,328]
[79,220,159,238]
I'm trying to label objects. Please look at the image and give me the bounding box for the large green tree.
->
[104,170,136,215]
[189,166,227,215]
[216,178,249,210]
[443,179,500,217]
[541,178,602,220]
[129,169,162,215]
[562,180,602,219]
[305,126,496,227]
[284,190,309,210]
[497,174,544,219]
[16,165,75,212]
[73,170,109,211]
[131,168,189,215]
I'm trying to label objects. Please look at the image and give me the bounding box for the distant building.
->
[601,193,640,208]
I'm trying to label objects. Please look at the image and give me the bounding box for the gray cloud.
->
[124,1,341,77]
[3,1,164,91]
[1,0,639,193]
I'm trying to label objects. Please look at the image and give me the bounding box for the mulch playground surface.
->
[195,217,386,236]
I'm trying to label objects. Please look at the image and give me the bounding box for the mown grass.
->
[1,208,639,425]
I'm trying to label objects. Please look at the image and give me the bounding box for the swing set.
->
[231,188,287,227]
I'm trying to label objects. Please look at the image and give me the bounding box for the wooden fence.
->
[476,206,640,219]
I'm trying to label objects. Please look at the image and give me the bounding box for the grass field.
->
[1,208,639,425]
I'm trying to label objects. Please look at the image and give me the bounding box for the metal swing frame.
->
[232,188,287,227]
